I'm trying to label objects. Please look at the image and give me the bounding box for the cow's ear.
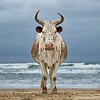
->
[57,26,63,33]
[36,26,42,33]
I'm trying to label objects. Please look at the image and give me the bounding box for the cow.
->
[31,10,67,94]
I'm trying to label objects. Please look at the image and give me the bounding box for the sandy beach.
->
[0,89,100,100]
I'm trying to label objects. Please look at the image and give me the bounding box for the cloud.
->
[0,0,100,62]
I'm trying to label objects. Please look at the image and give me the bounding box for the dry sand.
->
[0,89,100,100]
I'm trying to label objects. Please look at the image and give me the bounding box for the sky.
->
[0,0,100,63]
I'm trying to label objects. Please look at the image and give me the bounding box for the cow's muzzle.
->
[45,43,54,50]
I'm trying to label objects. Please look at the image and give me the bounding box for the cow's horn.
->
[35,10,44,26]
[54,13,64,26]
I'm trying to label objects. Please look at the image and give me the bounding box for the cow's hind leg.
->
[40,62,48,93]
[51,62,59,94]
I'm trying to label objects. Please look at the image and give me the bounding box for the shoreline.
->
[0,88,100,100]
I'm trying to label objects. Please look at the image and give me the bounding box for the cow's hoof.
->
[42,87,47,94]
[51,87,57,94]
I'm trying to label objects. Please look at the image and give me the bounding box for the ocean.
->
[0,63,100,89]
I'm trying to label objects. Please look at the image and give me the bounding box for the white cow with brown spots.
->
[31,10,67,94]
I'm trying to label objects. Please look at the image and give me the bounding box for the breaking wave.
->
[0,62,100,89]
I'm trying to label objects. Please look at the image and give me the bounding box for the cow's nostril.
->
[51,43,53,46]
[45,43,53,47]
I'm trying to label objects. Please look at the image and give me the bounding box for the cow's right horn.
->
[35,10,44,26]
[54,13,64,26]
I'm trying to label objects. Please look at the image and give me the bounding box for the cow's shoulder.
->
[31,33,41,59]
[60,38,67,63]
[31,39,39,58]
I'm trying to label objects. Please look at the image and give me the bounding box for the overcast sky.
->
[0,0,100,63]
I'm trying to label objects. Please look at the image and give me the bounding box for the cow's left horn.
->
[35,10,44,26]
[54,13,64,26]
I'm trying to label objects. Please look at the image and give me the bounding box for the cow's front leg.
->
[40,62,48,93]
[49,65,54,90]
[51,62,59,94]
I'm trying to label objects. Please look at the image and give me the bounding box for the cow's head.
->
[35,10,64,51]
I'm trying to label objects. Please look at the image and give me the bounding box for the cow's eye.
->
[55,31,57,33]
[42,31,44,33]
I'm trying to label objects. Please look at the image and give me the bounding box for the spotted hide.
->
[31,10,67,94]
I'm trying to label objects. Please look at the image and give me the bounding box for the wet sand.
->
[0,89,100,100]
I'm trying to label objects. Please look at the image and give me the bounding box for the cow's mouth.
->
[45,47,54,50]
[45,43,54,50]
